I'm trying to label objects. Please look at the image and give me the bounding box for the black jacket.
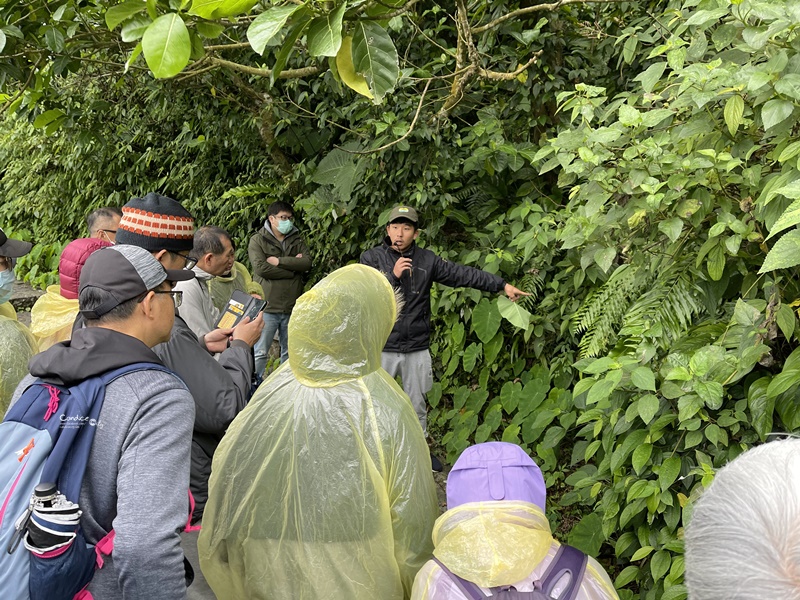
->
[152,315,253,522]
[360,238,505,353]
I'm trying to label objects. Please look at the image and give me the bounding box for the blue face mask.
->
[0,268,15,304]
[277,219,293,235]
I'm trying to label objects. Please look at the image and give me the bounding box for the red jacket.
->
[59,238,112,299]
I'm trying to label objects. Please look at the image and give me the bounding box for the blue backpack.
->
[0,362,174,600]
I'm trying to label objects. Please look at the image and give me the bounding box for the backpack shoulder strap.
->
[432,557,489,600]
[537,544,588,600]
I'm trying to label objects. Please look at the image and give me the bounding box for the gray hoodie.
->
[11,328,194,600]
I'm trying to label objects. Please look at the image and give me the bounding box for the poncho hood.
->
[433,501,554,588]
[289,264,396,386]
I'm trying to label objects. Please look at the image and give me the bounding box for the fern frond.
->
[518,272,545,309]
[221,184,279,200]
[572,264,638,334]
[619,263,705,350]
[572,264,648,358]
[454,186,500,222]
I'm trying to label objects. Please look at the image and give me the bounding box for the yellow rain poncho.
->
[411,502,618,600]
[29,285,78,351]
[0,301,16,320]
[209,261,264,313]
[0,316,37,415]
[199,264,439,600]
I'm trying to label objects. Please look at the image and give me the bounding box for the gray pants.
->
[381,350,433,434]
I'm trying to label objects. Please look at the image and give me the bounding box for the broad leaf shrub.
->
[426,0,800,598]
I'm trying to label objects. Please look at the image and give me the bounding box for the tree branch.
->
[205,42,252,51]
[210,57,321,79]
[338,79,432,155]
[472,0,627,34]
[479,50,543,80]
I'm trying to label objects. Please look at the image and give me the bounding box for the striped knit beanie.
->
[116,192,195,253]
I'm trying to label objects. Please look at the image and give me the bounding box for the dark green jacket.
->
[248,226,311,313]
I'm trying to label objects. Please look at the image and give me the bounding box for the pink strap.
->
[74,591,93,600]
[94,530,115,569]
[185,490,202,532]
[43,385,61,421]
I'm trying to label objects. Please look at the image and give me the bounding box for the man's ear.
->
[413,230,420,240]
[139,290,156,318]
[153,249,169,265]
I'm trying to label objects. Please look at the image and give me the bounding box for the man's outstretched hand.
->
[504,283,531,302]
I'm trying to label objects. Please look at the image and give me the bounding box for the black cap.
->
[0,228,33,258]
[79,245,194,319]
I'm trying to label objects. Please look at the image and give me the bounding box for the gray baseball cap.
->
[79,245,194,319]
[0,227,32,258]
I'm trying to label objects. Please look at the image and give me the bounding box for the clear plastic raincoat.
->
[0,302,15,320]
[0,316,37,415]
[29,285,78,351]
[209,261,265,313]
[199,264,439,600]
[411,502,618,600]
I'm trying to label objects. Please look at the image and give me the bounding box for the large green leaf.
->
[723,95,743,136]
[594,247,615,272]
[471,298,502,344]
[747,377,774,441]
[190,0,258,19]
[633,62,666,94]
[142,13,191,79]
[760,229,800,273]
[567,513,605,556]
[307,3,346,57]
[762,98,794,129]
[659,456,681,491]
[0,30,5,54]
[767,368,800,399]
[337,36,372,99]
[351,22,399,104]
[106,0,147,30]
[121,16,151,43]
[497,295,532,330]
[631,367,656,391]
[777,304,796,340]
[271,17,310,82]
[775,73,800,100]
[462,343,482,372]
[188,0,225,19]
[247,5,301,56]
[766,196,800,240]
[212,0,260,18]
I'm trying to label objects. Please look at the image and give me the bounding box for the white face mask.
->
[0,268,15,304]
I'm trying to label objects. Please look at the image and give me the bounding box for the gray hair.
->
[86,206,122,235]
[189,226,231,260]
[685,438,800,600]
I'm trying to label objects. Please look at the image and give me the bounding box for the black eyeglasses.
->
[151,290,183,308]
[170,251,197,270]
